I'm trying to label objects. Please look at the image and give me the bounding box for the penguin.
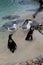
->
[25,26,34,41]
[8,34,17,53]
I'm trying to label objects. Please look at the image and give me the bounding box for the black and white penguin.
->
[8,34,17,53]
[25,26,34,41]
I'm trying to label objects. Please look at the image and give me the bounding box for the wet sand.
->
[0,11,43,65]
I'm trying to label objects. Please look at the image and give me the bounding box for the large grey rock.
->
[2,15,20,20]
[0,19,24,31]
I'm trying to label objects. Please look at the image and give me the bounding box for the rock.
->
[0,19,24,31]
[2,15,20,20]
[39,29,43,35]
[19,62,27,65]
[19,0,33,5]
[33,58,39,64]
[15,63,20,65]
[26,59,33,65]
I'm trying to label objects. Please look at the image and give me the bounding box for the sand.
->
[0,11,43,65]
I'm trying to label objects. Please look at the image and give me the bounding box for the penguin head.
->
[9,34,13,39]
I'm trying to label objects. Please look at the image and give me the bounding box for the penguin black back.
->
[8,34,17,53]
